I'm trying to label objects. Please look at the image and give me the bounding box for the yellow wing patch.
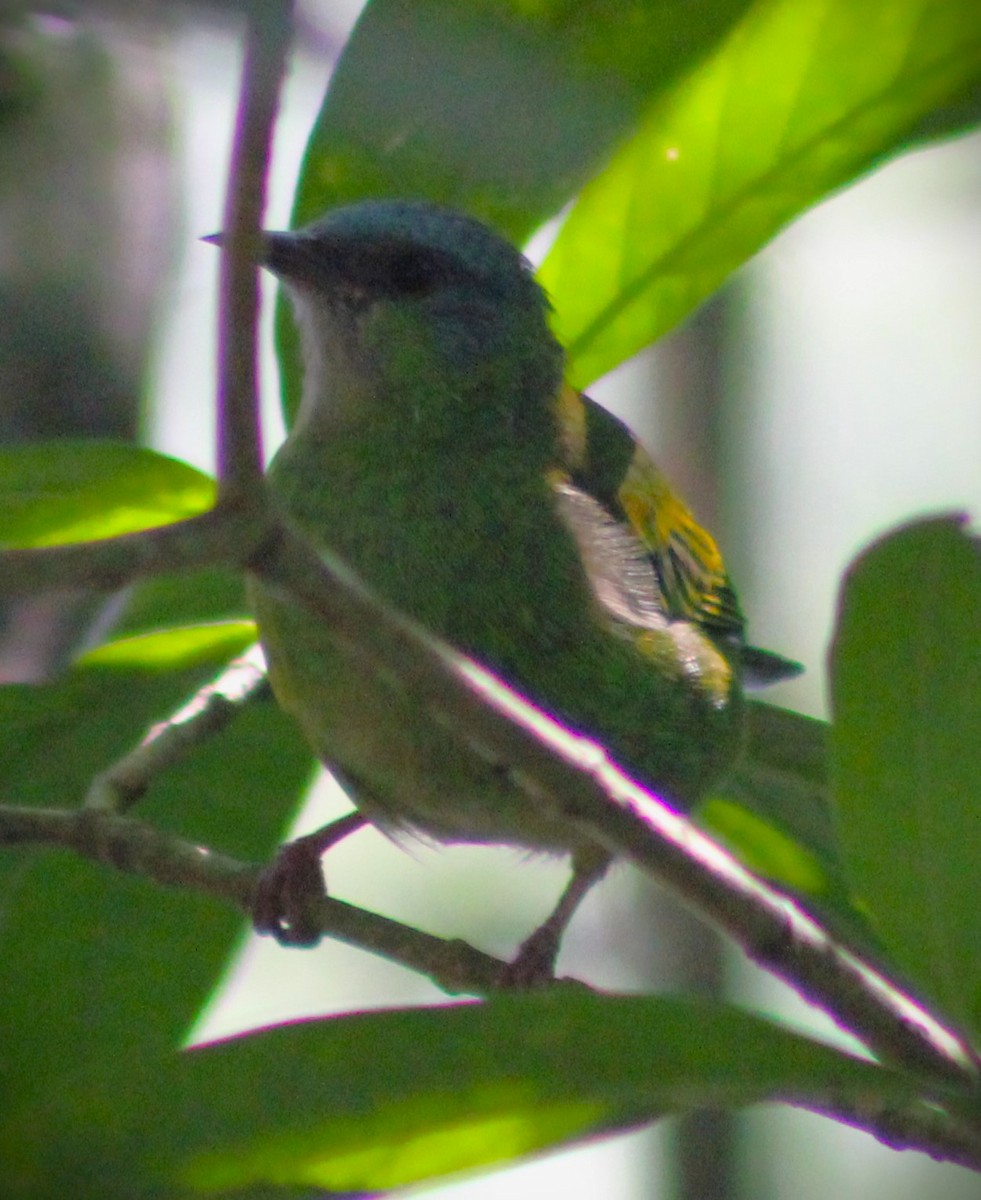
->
[619,445,744,635]
[551,380,744,638]
[551,383,802,684]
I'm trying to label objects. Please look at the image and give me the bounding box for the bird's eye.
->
[383,246,444,296]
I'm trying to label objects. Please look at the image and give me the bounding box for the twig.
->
[0,508,259,597]
[0,804,511,994]
[84,646,269,813]
[0,5,295,597]
[1,436,976,1095]
[806,1094,981,1172]
[215,0,294,497]
[1,802,980,1169]
[248,521,979,1091]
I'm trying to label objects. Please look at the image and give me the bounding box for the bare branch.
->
[1,482,976,1098]
[1,801,980,1169]
[807,1095,981,1172]
[215,1,294,496]
[84,646,269,813]
[0,803,511,994]
[248,521,980,1092]
[0,508,260,597]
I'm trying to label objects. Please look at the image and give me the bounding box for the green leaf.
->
[112,568,250,642]
[277,0,754,422]
[699,797,829,895]
[78,620,258,670]
[0,652,314,1196]
[830,516,981,1038]
[540,0,981,386]
[0,441,215,549]
[717,701,837,874]
[1,994,924,1197]
[291,0,753,240]
[706,701,890,962]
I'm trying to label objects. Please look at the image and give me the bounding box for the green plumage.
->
[241,200,793,965]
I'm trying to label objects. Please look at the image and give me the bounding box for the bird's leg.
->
[252,810,366,946]
[500,849,611,987]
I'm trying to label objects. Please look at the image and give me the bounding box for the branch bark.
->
[2,801,980,1170]
[248,523,979,1091]
[215,1,293,496]
[0,508,259,596]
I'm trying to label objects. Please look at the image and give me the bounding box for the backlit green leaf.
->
[78,621,258,670]
[0,441,215,549]
[277,0,754,422]
[541,0,981,385]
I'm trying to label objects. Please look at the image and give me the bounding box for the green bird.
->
[231,200,800,980]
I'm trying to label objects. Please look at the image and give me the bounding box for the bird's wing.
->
[551,381,745,638]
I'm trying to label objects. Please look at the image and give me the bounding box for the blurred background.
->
[3,3,979,1197]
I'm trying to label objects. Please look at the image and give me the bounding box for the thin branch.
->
[806,1095,981,1173]
[0,508,261,597]
[215,1,294,496]
[248,521,979,1092]
[0,9,292,599]
[0,804,510,994]
[1,803,980,1169]
[0,5,295,598]
[84,646,269,813]
[1,487,976,1094]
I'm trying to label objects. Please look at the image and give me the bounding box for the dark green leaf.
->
[830,516,981,1038]
[112,567,249,641]
[3,994,923,1197]
[0,652,314,1193]
[705,701,889,961]
[716,701,836,870]
[292,0,753,238]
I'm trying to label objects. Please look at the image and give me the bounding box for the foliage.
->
[0,1,979,1196]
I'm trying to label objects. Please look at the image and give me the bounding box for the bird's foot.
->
[252,812,365,946]
[497,923,562,988]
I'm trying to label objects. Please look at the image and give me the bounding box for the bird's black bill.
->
[199,230,288,269]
